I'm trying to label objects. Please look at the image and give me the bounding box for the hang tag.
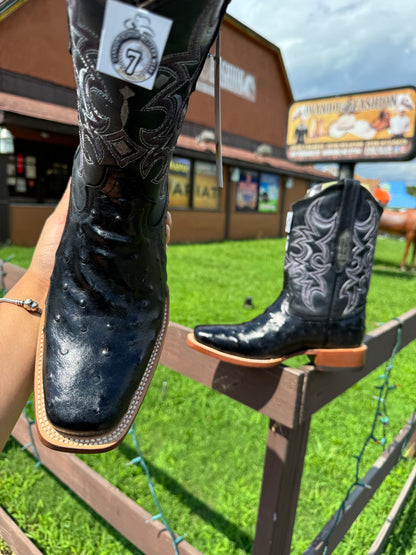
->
[285,210,293,234]
[97,0,173,90]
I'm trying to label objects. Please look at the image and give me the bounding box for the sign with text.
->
[235,170,259,211]
[286,87,416,163]
[193,161,220,210]
[168,157,191,208]
[258,173,279,213]
[196,56,257,102]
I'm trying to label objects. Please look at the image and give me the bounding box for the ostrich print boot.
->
[188,180,383,371]
[35,0,229,452]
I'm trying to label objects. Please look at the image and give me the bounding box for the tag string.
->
[214,33,224,188]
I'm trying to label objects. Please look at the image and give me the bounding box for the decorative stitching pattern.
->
[339,199,379,315]
[285,192,379,317]
[68,0,220,201]
[284,197,337,312]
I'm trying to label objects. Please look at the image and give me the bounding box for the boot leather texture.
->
[194,180,383,360]
[36,0,228,446]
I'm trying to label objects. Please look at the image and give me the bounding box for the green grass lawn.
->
[0,236,415,554]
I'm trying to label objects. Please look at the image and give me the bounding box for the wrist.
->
[6,269,49,311]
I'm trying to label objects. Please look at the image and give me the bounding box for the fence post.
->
[253,417,311,555]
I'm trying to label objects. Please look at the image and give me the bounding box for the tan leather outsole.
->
[186,332,367,372]
[34,298,169,453]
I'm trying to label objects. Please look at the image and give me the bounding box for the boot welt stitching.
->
[35,301,168,447]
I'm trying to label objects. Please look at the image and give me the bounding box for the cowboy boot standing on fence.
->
[188,180,383,371]
[34,0,230,453]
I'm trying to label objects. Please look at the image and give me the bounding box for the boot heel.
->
[304,345,367,372]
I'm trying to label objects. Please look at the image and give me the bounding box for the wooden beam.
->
[160,322,306,428]
[303,412,416,554]
[0,506,43,555]
[368,461,416,555]
[253,418,311,555]
[300,308,416,422]
[11,416,202,555]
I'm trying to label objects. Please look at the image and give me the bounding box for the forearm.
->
[0,270,48,452]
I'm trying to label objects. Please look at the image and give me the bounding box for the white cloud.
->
[227,0,416,97]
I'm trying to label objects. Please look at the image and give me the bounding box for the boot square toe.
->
[34,299,169,453]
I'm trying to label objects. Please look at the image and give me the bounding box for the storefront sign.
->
[258,173,279,213]
[235,170,259,211]
[196,56,257,102]
[168,157,191,208]
[286,87,416,163]
[193,161,219,210]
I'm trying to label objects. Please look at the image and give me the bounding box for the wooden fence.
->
[1,263,416,555]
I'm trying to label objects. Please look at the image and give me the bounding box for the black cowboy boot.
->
[187,180,382,371]
[35,0,229,452]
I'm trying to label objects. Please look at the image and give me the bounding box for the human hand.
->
[28,180,173,293]
[28,181,70,290]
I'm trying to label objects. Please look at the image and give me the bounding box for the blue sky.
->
[226,0,416,183]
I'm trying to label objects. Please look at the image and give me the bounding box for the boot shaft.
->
[67,0,229,202]
[284,180,382,320]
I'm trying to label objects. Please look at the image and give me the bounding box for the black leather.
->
[43,0,228,433]
[195,180,383,360]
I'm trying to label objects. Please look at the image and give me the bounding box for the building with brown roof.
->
[0,0,330,245]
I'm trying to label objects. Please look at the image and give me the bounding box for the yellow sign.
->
[0,0,29,22]
[168,174,190,208]
[168,157,191,208]
[193,161,220,210]
[286,87,416,163]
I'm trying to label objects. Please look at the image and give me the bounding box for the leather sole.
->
[186,332,367,372]
[34,297,169,453]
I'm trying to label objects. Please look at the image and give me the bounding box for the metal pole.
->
[338,162,356,181]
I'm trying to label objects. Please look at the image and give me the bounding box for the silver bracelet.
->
[0,297,43,315]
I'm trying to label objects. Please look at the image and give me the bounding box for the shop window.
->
[8,140,75,203]
[233,168,259,212]
[193,161,220,210]
[258,172,280,213]
[168,156,191,209]
[45,162,70,199]
[6,155,16,187]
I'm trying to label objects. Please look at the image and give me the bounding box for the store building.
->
[0,0,330,246]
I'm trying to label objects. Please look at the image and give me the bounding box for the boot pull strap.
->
[334,179,361,273]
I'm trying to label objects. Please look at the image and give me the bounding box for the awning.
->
[0,92,78,127]
[0,92,331,181]
[176,134,330,180]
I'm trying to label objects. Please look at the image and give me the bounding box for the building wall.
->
[10,204,55,246]
[0,5,290,151]
[186,19,291,148]
[0,0,74,89]
[169,210,227,243]
[1,2,324,246]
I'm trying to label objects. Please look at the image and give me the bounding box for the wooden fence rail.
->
[1,263,416,554]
